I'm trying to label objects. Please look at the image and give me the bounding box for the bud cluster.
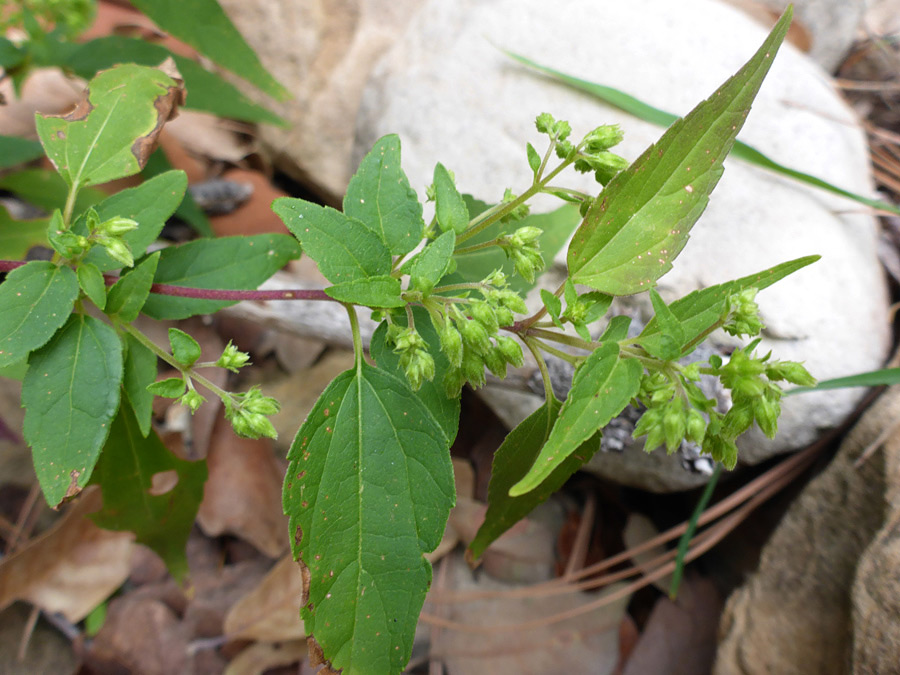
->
[225,386,280,440]
[722,288,763,337]
[498,225,544,283]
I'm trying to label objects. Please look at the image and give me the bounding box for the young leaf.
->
[273,198,391,285]
[77,262,106,309]
[0,261,79,367]
[639,255,819,349]
[90,405,207,581]
[410,231,456,290]
[370,308,461,442]
[127,0,289,101]
[540,289,563,328]
[147,378,187,398]
[567,11,792,295]
[54,36,285,126]
[469,397,600,560]
[509,343,642,496]
[140,234,301,320]
[0,134,43,169]
[0,206,47,260]
[344,135,425,256]
[324,276,405,308]
[80,171,188,271]
[642,288,686,360]
[433,163,470,234]
[35,63,185,190]
[283,362,454,674]
[168,328,202,368]
[122,334,157,437]
[22,314,123,507]
[526,142,542,176]
[105,252,160,323]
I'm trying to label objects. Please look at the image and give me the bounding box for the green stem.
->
[62,183,80,226]
[120,322,233,403]
[524,337,556,438]
[432,282,486,295]
[525,326,594,351]
[669,464,721,599]
[520,278,566,330]
[453,238,501,256]
[533,339,581,365]
[346,303,364,371]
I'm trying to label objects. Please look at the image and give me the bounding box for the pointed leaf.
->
[639,255,819,349]
[370,308,461,442]
[641,288,685,359]
[283,362,454,674]
[510,344,642,496]
[168,328,201,367]
[469,398,600,560]
[324,276,405,308]
[90,405,207,580]
[128,0,289,101]
[35,63,184,190]
[140,234,301,320]
[433,163,470,234]
[77,262,106,309]
[344,135,425,255]
[567,11,791,294]
[105,252,160,322]
[81,171,188,271]
[273,198,391,285]
[122,334,156,437]
[410,231,455,290]
[22,314,123,506]
[0,261,78,367]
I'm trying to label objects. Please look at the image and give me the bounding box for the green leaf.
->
[105,252,160,322]
[283,361,454,674]
[54,37,286,126]
[540,289,563,328]
[0,169,106,214]
[128,0,289,101]
[80,171,188,271]
[450,198,580,293]
[77,262,106,309]
[526,142,541,176]
[639,255,819,350]
[343,134,425,256]
[0,261,79,367]
[566,11,792,294]
[35,63,183,190]
[410,231,455,290]
[147,378,186,398]
[0,38,26,70]
[641,288,686,360]
[168,328,201,367]
[272,198,391,284]
[785,368,900,395]
[140,234,301,320]
[433,163,470,234]
[325,276,405,308]
[22,314,123,507]
[599,315,632,343]
[469,397,600,560]
[0,206,47,260]
[510,343,642,496]
[142,148,211,237]
[0,134,43,169]
[122,333,157,437]
[90,405,207,580]
[370,308,461,442]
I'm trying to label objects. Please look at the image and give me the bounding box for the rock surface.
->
[351,0,890,490]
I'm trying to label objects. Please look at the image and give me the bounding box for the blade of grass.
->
[505,51,900,217]
[787,367,900,394]
[669,464,721,599]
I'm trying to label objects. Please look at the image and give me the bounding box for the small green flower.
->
[179,389,206,414]
[216,341,251,372]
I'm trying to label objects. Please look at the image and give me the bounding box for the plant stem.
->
[432,282,485,295]
[524,336,556,438]
[346,303,364,371]
[669,464,721,599]
[453,239,501,256]
[524,326,594,351]
[62,185,79,226]
[533,339,581,365]
[519,278,566,330]
[120,322,233,403]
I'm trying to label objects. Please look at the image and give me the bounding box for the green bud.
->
[582,124,624,152]
[439,323,463,368]
[633,406,662,440]
[662,398,686,453]
[85,207,101,233]
[704,432,738,470]
[499,188,530,223]
[753,395,779,439]
[483,346,507,378]
[723,403,754,438]
[48,230,90,258]
[495,336,524,368]
[98,236,134,268]
[686,409,707,445]
[766,361,816,386]
[494,306,515,328]
[243,387,281,416]
[402,350,435,390]
[179,389,205,414]
[535,112,555,134]
[470,301,499,334]
[99,216,139,236]
[216,341,251,372]
[513,226,542,244]
[456,316,491,355]
[497,289,527,315]
[555,139,575,160]
[443,367,466,398]
[461,347,486,388]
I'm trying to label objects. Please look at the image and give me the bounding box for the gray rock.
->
[353,0,890,490]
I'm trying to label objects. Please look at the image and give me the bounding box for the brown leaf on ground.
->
[428,553,629,674]
[0,69,82,139]
[223,640,307,675]
[0,489,134,622]
[0,604,78,675]
[166,112,253,164]
[196,411,287,558]
[621,574,723,675]
[183,558,272,639]
[224,554,305,642]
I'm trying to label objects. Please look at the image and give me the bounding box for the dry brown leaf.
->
[196,411,287,557]
[224,554,305,642]
[0,489,134,622]
[0,69,83,139]
[223,640,307,675]
[166,111,252,164]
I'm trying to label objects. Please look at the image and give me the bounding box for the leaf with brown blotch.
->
[35,59,185,192]
[0,488,134,622]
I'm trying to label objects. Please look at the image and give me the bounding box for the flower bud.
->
[513,226,542,244]
[461,348,486,388]
[179,389,205,414]
[216,341,251,372]
[766,361,816,386]
[686,409,707,445]
[483,346,507,378]
[662,398,686,453]
[439,323,463,368]
[753,395,779,439]
[99,216,139,236]
[243,388,281,416]
[495,336,524,368]
[470,301,499,334]
[99,236,134,268]
[443,367,466,398]
[723,403,754,438]
[457,316,491,355]
[582,124,624,152]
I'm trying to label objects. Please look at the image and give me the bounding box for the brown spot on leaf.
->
[307,636,342,673]
[130,58,186,170]
[63,469,83,501]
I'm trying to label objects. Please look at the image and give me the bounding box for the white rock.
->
[353,0,890,489]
